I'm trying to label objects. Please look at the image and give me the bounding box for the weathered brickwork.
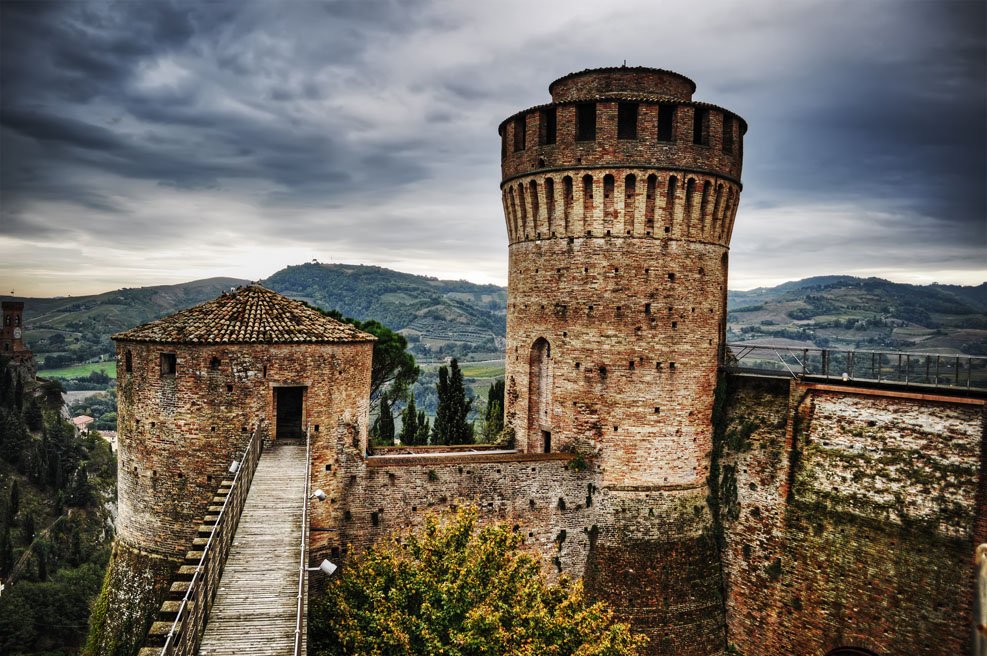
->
[95,287,374,653]
[720,376,986,656]
[311,451,593,574]
[114,339,372,558]
[499,67,745,654]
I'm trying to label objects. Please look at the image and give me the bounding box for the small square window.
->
[160,353,176,376]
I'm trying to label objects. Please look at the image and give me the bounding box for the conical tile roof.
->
[112,285,376,344]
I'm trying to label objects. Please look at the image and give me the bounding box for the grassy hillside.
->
[263,263,507,361]
[5,277,250,369]
[10,268,986,371]
[726,277,987,355]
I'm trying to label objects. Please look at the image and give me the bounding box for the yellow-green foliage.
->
[311,507,647,656]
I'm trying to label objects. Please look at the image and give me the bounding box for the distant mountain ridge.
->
[8,267,987,370]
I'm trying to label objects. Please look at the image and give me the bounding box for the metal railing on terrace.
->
[725,344,987,391]
[158,423,264,656]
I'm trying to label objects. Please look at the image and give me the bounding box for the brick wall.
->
[114,339,372,559]
[720,376,985,655]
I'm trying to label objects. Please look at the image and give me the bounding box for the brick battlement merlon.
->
[497,98,747,140]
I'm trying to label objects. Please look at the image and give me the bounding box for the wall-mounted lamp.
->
[310,489,326,501]
[306,559,337,576]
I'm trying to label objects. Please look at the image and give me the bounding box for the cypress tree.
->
[0,526,12,577]
[373,396,395,444]
[482,379,505,441]
[21,511,35,546]
[8,479,20,521]
[432,359,473,445]
[416,412,430,444]
[399,396,420,445]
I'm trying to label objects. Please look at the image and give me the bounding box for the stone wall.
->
[720,375,985,656]
[84,540,178,656]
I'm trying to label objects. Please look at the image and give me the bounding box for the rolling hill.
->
[8,268,986,376]
[727,277,987,355]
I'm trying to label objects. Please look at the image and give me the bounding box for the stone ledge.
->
[366,451,578,468]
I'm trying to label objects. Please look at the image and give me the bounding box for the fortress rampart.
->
[93,67,986,656]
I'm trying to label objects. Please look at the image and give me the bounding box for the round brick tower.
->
[89,285,374,656]
[498,67,746,654]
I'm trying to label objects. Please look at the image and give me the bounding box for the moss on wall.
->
[84,540,178,656]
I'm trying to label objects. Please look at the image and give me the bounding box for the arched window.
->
[528,338,552,453]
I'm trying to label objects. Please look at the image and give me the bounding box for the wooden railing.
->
[158,424,264,656]
[293,424,312,656]
[725,344,987,391]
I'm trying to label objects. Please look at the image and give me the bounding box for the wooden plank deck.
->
[198,442,307,656]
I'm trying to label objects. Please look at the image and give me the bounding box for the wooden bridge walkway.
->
[198,442,307,656]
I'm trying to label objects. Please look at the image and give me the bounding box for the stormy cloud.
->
[1,0,984,295]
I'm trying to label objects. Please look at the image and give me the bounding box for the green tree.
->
[432,359,473,445]
[39,379,66,412]
[0,526,13,577]
[8,479,20,522]
[372,396,396,445]
[310,507,646,656]
[21,511,35,546]
[481,379,505,442]
[316,308,420,411]
[416,411,430,444]
[399,395,420,445]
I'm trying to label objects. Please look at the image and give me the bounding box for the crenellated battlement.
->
[499,97,746,183]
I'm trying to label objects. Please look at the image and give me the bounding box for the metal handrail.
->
[293,424,313,656]
[159,423,264,656]
[724,344,987,391]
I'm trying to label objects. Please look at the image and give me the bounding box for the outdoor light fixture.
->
[229,460,240,474]
[306,559,337,576]
[310,489,326,501]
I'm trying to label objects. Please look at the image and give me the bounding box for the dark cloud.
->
[0,0,983,296]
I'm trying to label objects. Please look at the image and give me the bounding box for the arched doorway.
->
[528,337,552,452]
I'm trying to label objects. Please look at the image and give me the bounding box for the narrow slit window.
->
[693,107,709,145]
[513,116,527,152]
[576,103,596,141]
[540,107,557,145]
[658,104,676,142]
[617,102,638,140]
[125,350,133,373]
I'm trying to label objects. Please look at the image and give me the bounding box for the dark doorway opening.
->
[275,387,305,439]
[542,430,551,453]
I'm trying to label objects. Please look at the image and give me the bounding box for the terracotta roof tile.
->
[112,285,376,345]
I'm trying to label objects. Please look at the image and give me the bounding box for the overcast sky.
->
[1,0,984,296]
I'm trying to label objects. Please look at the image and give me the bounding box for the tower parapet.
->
[499,67,746,654]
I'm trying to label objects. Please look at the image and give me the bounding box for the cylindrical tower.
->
[88,285,374,656]
[499,67,746,654]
